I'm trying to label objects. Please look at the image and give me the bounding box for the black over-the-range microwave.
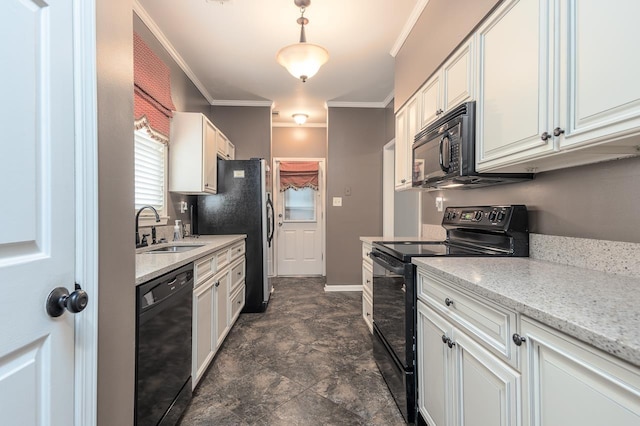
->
[411,101,532,189]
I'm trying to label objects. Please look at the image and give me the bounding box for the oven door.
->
[370,249,414,368]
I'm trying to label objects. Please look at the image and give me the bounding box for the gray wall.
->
[384,100,395,142]
[272,127,327,159]
[422,156,640,242]
[211,106,272,161]
[394,0,500,110]
[96,0,135,424]
[327,108,388,286]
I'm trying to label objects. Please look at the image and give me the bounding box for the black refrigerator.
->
[195,158,274,313]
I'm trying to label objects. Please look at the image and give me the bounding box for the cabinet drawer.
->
[216,247,230,271]
[230,241,245,262]
[417,268,518,366]
[194,254,216,286]
[362,242,372,266]
[362,291,373,333]
[362,262,373,295]
[230,258,245,292]
[229,284,245,324]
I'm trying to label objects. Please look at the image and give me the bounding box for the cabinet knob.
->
[366,279,371,284]
[214,281,220,287]
[540,132,551,141]
[441,334,448,344]
[366,312,371,317]
[444,297,454,307]
[553,127,565,137]
[447,338,456,348]
[436,109,444,115]
[401,178,406,183]
[512,333,526,346]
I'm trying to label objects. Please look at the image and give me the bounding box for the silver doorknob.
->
[46,284,88,317]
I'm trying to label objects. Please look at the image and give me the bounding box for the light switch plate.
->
[332,197,342,207]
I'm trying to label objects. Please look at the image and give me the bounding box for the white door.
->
[0,1,78,425]
[274,159,325,276]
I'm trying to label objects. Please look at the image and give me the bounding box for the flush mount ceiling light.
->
[276,0,329,83]
[292,113,308,125]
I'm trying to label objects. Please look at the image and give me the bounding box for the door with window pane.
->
[275,159,325,276]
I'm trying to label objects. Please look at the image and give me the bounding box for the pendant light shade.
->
[276,0,329,83]
[277,43,329,83]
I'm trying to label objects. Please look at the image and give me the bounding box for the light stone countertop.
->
[412,257,640,367]
[135,235,246,285]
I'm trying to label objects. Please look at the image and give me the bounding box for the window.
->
[284,187,316,221]
[134,129,167,220]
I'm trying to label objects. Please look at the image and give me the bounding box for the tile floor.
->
[179,277,406,425]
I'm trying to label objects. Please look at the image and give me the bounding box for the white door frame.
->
[272,157,326,277]
[74,0,99,424]
[383,140,395,237]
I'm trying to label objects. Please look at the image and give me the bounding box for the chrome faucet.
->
[136,205,160,248]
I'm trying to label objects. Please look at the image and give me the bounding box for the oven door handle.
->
[369,251,406,275]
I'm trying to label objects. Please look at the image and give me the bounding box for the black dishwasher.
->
[136,263,193,426]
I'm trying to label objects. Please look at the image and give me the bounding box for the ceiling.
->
[135,0,422,125]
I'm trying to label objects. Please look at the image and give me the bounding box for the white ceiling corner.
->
[390,0,430,57]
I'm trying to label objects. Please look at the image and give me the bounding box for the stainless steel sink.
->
[144,244,205,253]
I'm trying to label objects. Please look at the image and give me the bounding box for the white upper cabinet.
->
[169,112,218,194]
[476,0,554,170]
[559,0,640,149]
[420,74,442,130]
[216,130,235,160]
[395,96,419,190]
[476,0,640,173]
[421,38,476,131]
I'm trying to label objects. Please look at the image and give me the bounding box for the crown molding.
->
[382,91,394,108]
[326,101,390,108]
[272,122,327,128]
[133,0,216,104]
[211,100,274,107]
[390,0,429,57]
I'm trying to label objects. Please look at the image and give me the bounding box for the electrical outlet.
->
[180,201,188,213]
[332,197,342,207]
[435,197,444,212]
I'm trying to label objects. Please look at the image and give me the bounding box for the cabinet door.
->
[214,269,230,348]
[227,140,235,160]
[192,279,215,387]
[203,119,217,194]
[443,38,475,112]
[521,317,640,426]
[420,74,442,129]
[559,0,640,148]
[454,330,521,426]
[417,301,453,426]
[395,107,409,189]
[476,0,555,170]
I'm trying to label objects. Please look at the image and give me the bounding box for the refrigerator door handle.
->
[266,193,275,247]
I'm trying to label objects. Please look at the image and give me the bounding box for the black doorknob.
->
[46,284,89,317]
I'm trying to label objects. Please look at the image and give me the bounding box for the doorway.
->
[272,158,326,276]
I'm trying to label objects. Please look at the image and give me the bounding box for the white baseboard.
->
[324,284,363,292]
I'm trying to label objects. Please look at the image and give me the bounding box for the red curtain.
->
[133,32,176,142]
[279,161,319,191]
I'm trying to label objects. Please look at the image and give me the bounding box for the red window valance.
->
[133,32,176,143]
[279,161,319,191]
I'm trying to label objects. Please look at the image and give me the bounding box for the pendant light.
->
[276,0,329,83]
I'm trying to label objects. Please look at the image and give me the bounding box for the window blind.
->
[135,130,166,214]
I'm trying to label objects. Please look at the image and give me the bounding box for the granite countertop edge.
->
[135,234,246,285]
[412,257,640,368]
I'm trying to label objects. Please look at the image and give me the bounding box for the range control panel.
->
[442,205,528,231]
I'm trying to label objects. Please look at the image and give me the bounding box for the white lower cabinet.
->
[520,317,640,426]
[417,266,640,426]
[192,240,246,388]
[417,300,521,426]
[361,241,374,332]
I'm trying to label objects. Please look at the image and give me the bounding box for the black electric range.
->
[370,205,529,424]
